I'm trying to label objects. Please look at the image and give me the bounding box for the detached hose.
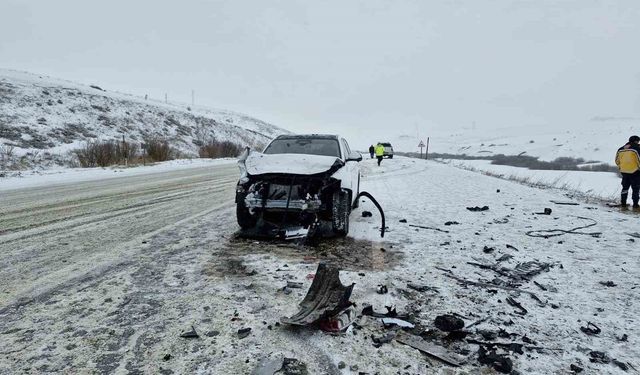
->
[355,191,385,238]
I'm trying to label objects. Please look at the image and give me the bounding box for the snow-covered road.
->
[1,157,638,374]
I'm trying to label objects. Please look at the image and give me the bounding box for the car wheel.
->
[236,196,257,229]
[332,190,350,236]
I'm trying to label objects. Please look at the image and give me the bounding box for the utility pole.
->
[122,134,127,166]
[191,90,195,106]
[165,93,168,103]
[426,137,430,160]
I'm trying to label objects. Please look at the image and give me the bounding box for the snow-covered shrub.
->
[198,139,243,158]
[143,137,175,162]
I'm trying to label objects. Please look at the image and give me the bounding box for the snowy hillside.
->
[390,119,640,164]
[0,70,288,168]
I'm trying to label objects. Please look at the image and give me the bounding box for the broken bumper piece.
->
[281,263,354,326]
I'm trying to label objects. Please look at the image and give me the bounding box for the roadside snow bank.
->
[0,158,237,192]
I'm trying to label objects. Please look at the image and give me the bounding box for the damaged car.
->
[236,134,362,238]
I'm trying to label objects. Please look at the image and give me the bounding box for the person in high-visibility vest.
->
[615,135,640,209]
[375,143,385,166]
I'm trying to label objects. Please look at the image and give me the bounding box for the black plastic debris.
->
[281,263,354,326]
[613,359,629,371]
[399,219,407,223]
[396,331,464,366]
[477,345,513,374]
[444,330,469,341]
[478,330,498,340]
[238,327,252,339]
[599,281,617,287]
[444,221,460,226]
[483,246,495,254]
[361,211,373,217]
[434,314,465,332]
[409,224,449,233]
[512,261,552,280]
[618,333,628,342]
[407,283,439,293]
[355,191,386,237]
[180,326,199,339]
[589,351,610,364]
[550,200,579,205]
[495,254,513,262]
[505,297,528,315]
[580,322,601,336]
[287,281,304,289]
[535,208,552,215]
[522,335,536,345]
[506,244,519,251]
[570,363,583,373]
[467,206,489,212]
[468,339,524,355]
[376,285,388,294]
[372,332,396,347]
[361,305,408,319]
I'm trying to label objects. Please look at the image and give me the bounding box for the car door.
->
[340,138,360,203]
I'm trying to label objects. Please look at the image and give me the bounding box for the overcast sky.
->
[1,0,639,147]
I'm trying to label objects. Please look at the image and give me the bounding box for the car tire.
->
[332,190,350,236]
[236,196,257,229]
[388,155,393,159]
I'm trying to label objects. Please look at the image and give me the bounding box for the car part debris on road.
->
[580,322,601,336]
[281,263,354,327]
[179,326,199,339]
[467,206,489,212]
[237,327,252,339]
[434,314,465,332]
[395,331,465,367]
[361,305,409,320]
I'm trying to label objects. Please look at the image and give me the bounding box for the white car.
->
[236,134,362,237]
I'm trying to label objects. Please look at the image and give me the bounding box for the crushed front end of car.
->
[235,149,351,239]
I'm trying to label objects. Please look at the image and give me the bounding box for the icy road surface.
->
[1,157,638,374]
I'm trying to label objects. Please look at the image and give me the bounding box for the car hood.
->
[244,152,344,176]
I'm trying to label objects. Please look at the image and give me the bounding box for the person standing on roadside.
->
[615,135,640,209]
[369,145,375,159]
[375,143,385,166]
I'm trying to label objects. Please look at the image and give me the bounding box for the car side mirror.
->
[346,152,363,162]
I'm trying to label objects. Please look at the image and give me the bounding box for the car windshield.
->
[264,138,341,157]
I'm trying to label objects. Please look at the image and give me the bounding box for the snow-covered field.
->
[444,159,621,201]
[389,120,639,164]
[0,69,288,168]
[1,156,637,374]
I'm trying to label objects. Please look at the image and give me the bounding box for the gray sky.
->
[1,0,639,148]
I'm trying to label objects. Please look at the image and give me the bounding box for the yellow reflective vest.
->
[616,145,640,173]
[375,144,385,157]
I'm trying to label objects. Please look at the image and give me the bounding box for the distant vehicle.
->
[236,134,362,238]
[379,142,394,158]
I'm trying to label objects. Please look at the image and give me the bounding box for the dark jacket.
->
[368,145,375,153]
